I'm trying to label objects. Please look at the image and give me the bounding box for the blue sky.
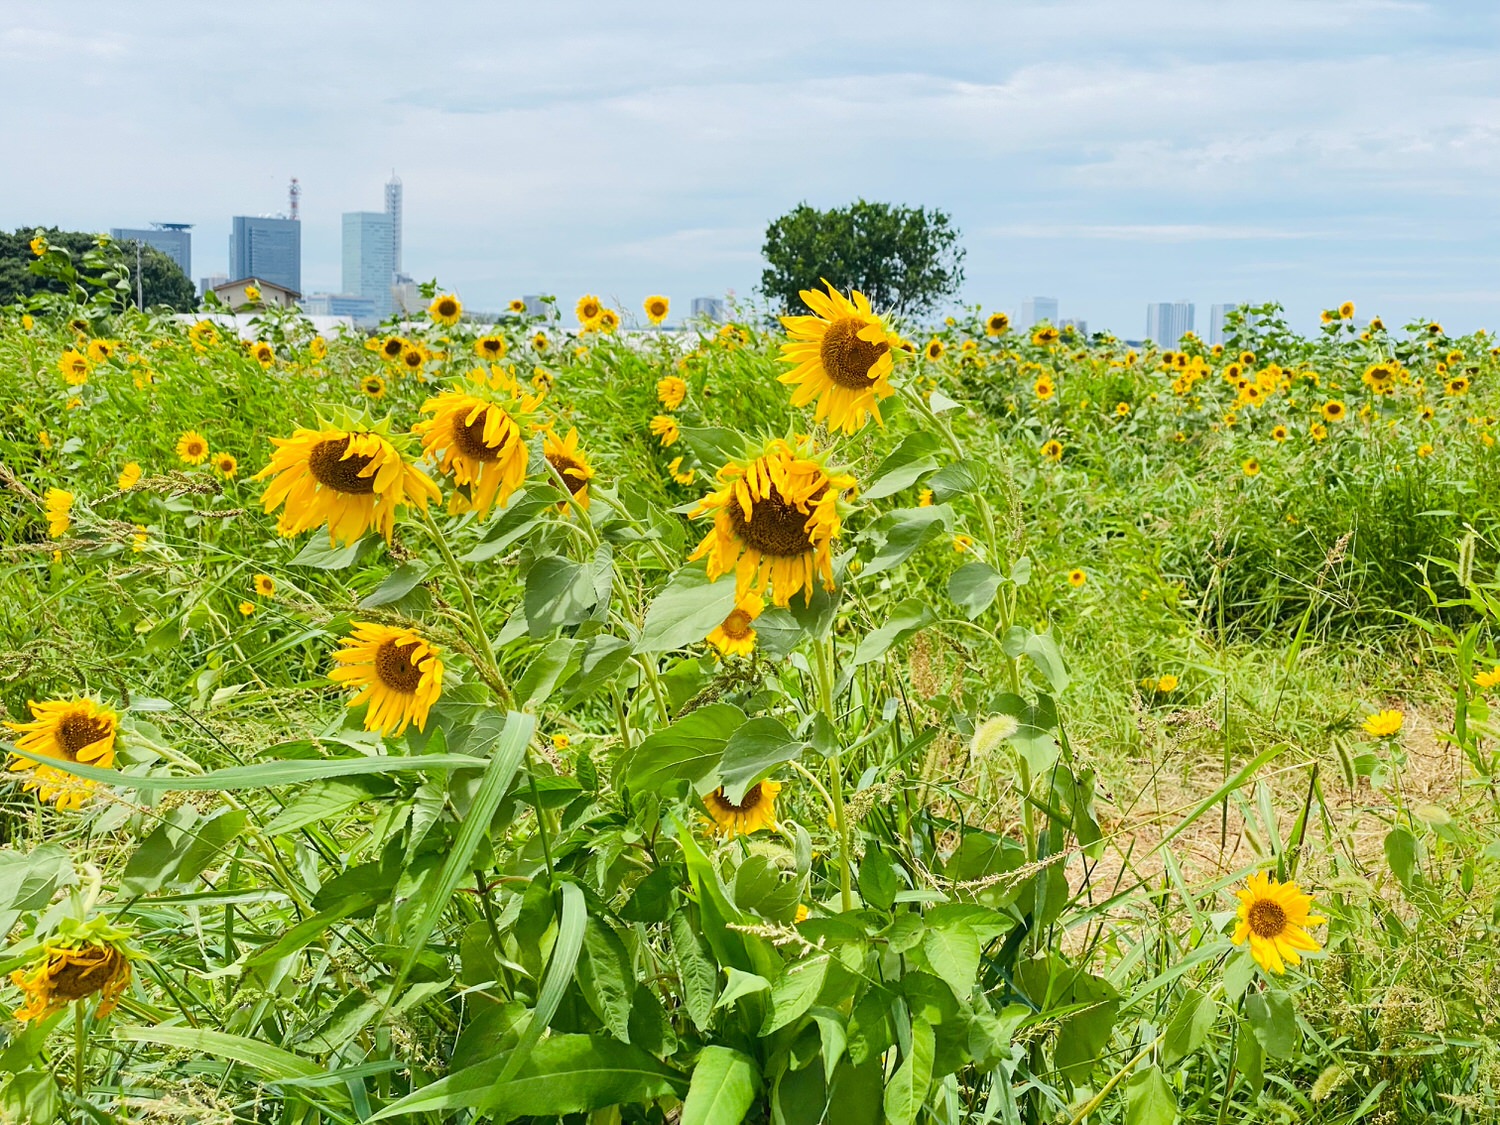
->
[2,0,1496,334]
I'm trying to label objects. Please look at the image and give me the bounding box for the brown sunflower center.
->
[383,339,404,357]
[820,317,888,389]
[374,639,425,694]
[451,408,508,463]
[57,711,112,760]
[1246,898,1287,939]
[308,437,378,495]
[546,452,588,495]
[582,303,599,319]
[712,783,763,812]
[438,300,457,317]
[482,339,502,354]
[48,947,122,1001]
[720,609,753,640]
[186,440,205,457]
[727,482,824,558]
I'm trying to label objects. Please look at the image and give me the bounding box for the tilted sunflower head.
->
[10,916,141,1024]
[381,335,408,360]
[413,381,542,519]
[543,426,596,513]
[703,779,782,837]
[777,281,898,436]
[6,696,120,810]
[509,299,527,314]
[330,622,444,737]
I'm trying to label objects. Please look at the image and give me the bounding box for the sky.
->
[2,0,1497,335]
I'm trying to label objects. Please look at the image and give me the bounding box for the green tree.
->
[759,200,966,318]
[0,228,197,312]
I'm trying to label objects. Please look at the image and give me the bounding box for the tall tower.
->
[384,171,403,275]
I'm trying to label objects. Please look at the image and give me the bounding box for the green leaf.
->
[461,487,566,562]
[0,846,74,936]
[0,1069,59,1125]
[290,533,378,570]
[515,638,582,709]
[1236,1019,1264,1094]
[682,1046,760,1125]
[1161,988,1216,1068]
[921,920,981,1000]
[577,918,635,1043]
[358,561,430,607]
[121,807,247,895]
[558,634,633,704]
[1124,1065,1178,1125]
[525,555,598,635]
[637,566,738,654]
[864,432,942,500]
[622,703,745,795]
[928,459,985,501]
[670,910,719,1032]
[679,425,746,469]
[718,717,806,803]
[716,967,772,1010]
[861,505,952,578]
[114,1025,327,1082]
[948,562,1003,620]
[882,1017,934,1125]
[928,389,961,414]
[1385,826,1418,889]
[1246,989,1301,1059]
[852,599,935,666]
[761,955,830,1035]
[858,845,902,912]
[1001,627,1069,693]
[262,776,395,835]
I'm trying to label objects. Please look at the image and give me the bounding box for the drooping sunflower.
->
[688,436,854,607]
[650,416,681,447]
[212,452,238,478]
[1231,871,1324,974]
[5,696,119,811]
[329,622,444,736]
[644,295,670,325]
[657,375,688,411]
[778,283,898,435]
[177,430,210,465]
[10,918,138,1024]
[429,293,463,326]
[706,591,764,657]
[118,462,142,490]
[475,334,508,360]
[576,294,603,325]
[414,389,535,518]
[543,427,595,511]
[379,335,408,362]
[703,779,781,838]
[985,312,1010,337]
[58,349,91,385]
[255,426,441,545]
[45,488,73,537]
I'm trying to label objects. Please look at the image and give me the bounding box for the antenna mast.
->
[288,177,301,221]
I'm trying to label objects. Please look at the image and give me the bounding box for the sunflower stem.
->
[419,509,512,708]
[73,998,86,1100]
[813,636,854,912]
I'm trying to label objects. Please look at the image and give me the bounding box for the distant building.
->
[343,212,395,320]
[523,295,548,318]
[229,216,300,294]
[1146,300,1195,344]
[384,172,403,275]
[213,277,300,311]
[1022,297,1059,327]
[1060,318,1088,337]
[110,224,192,277]
[302,293,378,323]
[690,296,724,322]
[391,274,422,317]
[1209,303,1243,346]
[199,273,229,297]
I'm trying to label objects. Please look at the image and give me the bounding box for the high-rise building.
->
[110,224,192,277]
[343,212,395,320]
[391,275,421,316]
[522,295,548,318]
[229,216,300,294]
[1146,300,1195,344]
[691,296,724,322]
[199,273,228,297]
[1021,297,1059,327]
[1209,303,1239,346]
[384,172,403,275]
[301,292,377,322]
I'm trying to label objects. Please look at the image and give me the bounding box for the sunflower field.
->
[2,239,1500,1124]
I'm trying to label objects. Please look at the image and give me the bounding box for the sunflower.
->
[667,456,696,485]
[1321,400,1346,422]
[650,415,681,447]
[1310,421,1328,441]
[117,462,142,490]
[657,375,688,411]
[1034,376,1055,400]
[1339,301,1355,319]
[177,430,210,465]
[644,295,670,325]
[531,367,554,393]
[255,427,441,545]
[509,298,528,314]
[985,312,1010,336]
[399,344,428,375]
[1271,426,1288,442]
[414,390,534,518]
[238,600,256,616]
[310,335,328,360]
[1115,402,1130,417]
[596,308,620,334]
[1447,376,1470,396]
[244,284,262,303]
[1032,326,1060,347]
[1040,439,1063,462]
[531,332,550,354]
[953,534,974,553]
[544,427,594,510]
[212,452,238,478]
[924,338,945,362]
[475,335,508,360]
[189,320,219,349]
[44,488,73,537]
[330,622,444,736]
[59,349,91,386]
[253,573,275,596]
[1474,666,1500,690]
[1320,309,1334,325]
[429,293,463,326]
[361,374,387,399]
[1369,317,1385,331]
[380,335,409,362]
[1427,322,1443,336]
[1243,458,1261,477]
[30,235,47,256]
[249,341,275,366]
[1232,872,1324,974]
[778,283,898,435]
[1362,709,1403,737]
[1417,442,1434,458]
[1067,568,1086,588]
[10,921,137,1024]
[1156,673,1179,692]
[576,294,603,325]
[688,436,853,607]
[703,779,781,837]
[705,590,766,657]
[5,696,118,811]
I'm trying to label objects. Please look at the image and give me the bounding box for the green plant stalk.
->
[814,635,854,912]
[74,998,86,1100]
[419,508,513,708]
[1065,1030,1164,1125]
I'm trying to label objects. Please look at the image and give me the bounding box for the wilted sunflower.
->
[177,430,209,465]
[657,375,688,411]
[924,338,945,362]
[707,591,764,656]
[703,779,781,837]
[379,335,408,362]
[688,436,854,607]
[58,349,91,385]
[414,390,534,518]
[212,452,238,478]
[650,415,681,447]
[429,293,463,326]
[10,919,138,1024]
[5,696,118,811]
[330,622,443,736]
[985,312,1010,337]
[255,427,441,545]
[576,294,603,324]
[644,295,669,324]
[44,488,73,537]
[361,374,387,399]
[475,335,508,360]
[1232,872,1324,974]
[117,462,142,490]
[778,283,897,435]
[543,427,594,511]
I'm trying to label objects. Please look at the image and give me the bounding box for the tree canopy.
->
[1,228,197,312]
[759,200,966,319]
